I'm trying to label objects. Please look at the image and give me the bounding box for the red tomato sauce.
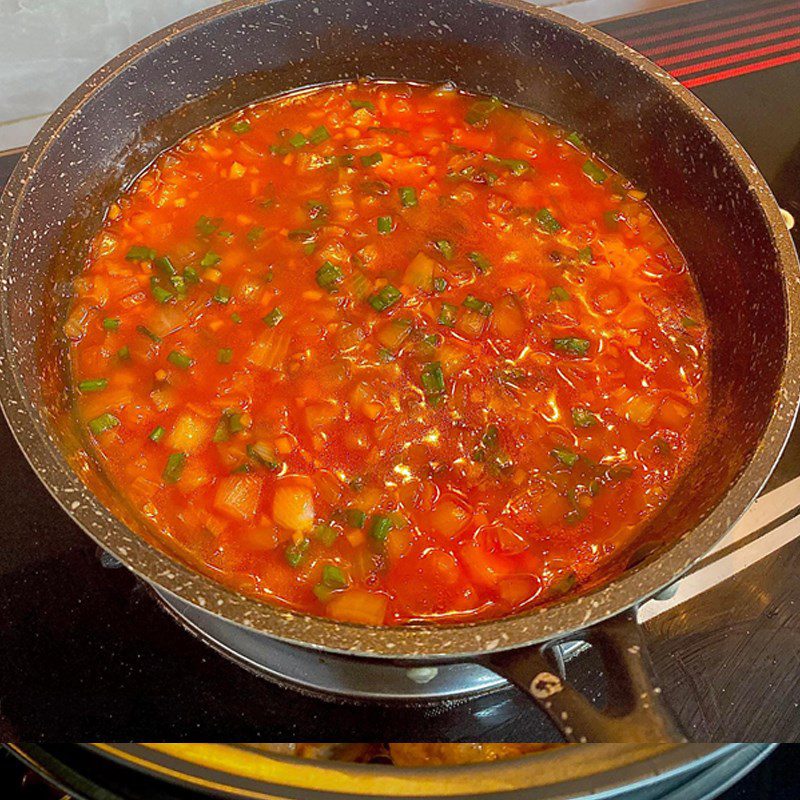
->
[67,81,709,625]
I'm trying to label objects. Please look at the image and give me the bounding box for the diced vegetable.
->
[263,307,284,327]
[214,475,262,520]
[377,215,393,234]
[553,337,590,356]
[163,452,187,483]
[328,590,387,625]
[399,186,418,207]
[273,483,315,531]
[87,413,119,435]
[468,251,491,274]
[167,350,193,370]
[149,425,166,442]
[536,208,562,233]
[78,378,108,393]
[360,152,383,167]
[420,361,446,406]
[316,260,343,292]
[217,348,233,364]
[582,161,607,184]
[438,302,458,328]
[551,447,579,467]
[571,407,598,428]
[125,245,156,262]
[434,239,454,260]
[368,284,402,312]
[167,413,211,453]
[369,514,394,541]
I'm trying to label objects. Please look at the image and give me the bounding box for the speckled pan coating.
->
[0,0,798,660]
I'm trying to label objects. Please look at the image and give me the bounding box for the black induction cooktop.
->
[1,0,799,742]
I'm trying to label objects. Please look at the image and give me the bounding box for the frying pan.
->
[1,0,798,743]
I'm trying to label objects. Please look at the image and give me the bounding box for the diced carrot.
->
[429,496,472,538]
[327,590,388,625]
[493,294,525,340]
[455,309,487,340]
[403,252,436,291]
[272,483,315,531]
[168,414,212,453]
[626,396,658,426]
[214,475,262,521]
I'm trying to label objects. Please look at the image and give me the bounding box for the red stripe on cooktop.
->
[669,37,800,77]
[622,1,797,47]
[612,0,753,39]
[655,25,800,67]
[642,12,800,57]
[682,49,800,87]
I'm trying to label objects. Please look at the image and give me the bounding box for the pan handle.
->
[480,608,686,742]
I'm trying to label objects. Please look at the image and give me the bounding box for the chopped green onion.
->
[136,324,161,343]
[322,564,348,589]
[231,120,251,134]
[468,251,491,274]
[377,215,393,234]
[247,442,279,470]
[368,284,402,312]
[369,514,394,542]
[228,412,245,433]
[399,186,418,207]
[360,152,383,168]
[214,285,231,304]
[577,246,593,264]
[434,239,454,260]
[315,524,338,547]
[307,200,328,221]
[78,378,108,393]
[553,337,590,356]
[603,210,621,230]
[289,131,308,148]
[151,284,173,304]
[349,99,375,111]
[125,245,156,262]
[263,307,284,327]
[167,350,193,370]
[313,584,335,603]
[463,295,493,316]
[217,348,233,364]
[536,208,562,233]
[548,286,570,302]
[288,228,315,243]
[682,315,698,328]
[285,538,310,567]
[316,260,343,292]
[465,96,502,126]
[438,302,458,328]
[195,215,221,236]
[345,508,366,528]
[420,361,446,406]
[566,131,585,149]
[117,345,130,361]
[582,161,607,184]
[551,447,579,467]
[309,125,331,144]
[87,413,119,435]
[231,312,242,324]
[201,252,221,267]
[488,155,529,175]
[571,407,598,428]
[247,226,264,242]
[102,317,120,331]
[149,425,166,442]
[155,255,176,276]
[170,275,187,295]
[432,277,448,293]
[184,266,199,284]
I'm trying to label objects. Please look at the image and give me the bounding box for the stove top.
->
[1,0,799,741]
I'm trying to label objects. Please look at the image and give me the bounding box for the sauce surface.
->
[68,81,709,625]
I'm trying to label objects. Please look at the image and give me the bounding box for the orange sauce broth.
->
[67,81,709,625]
